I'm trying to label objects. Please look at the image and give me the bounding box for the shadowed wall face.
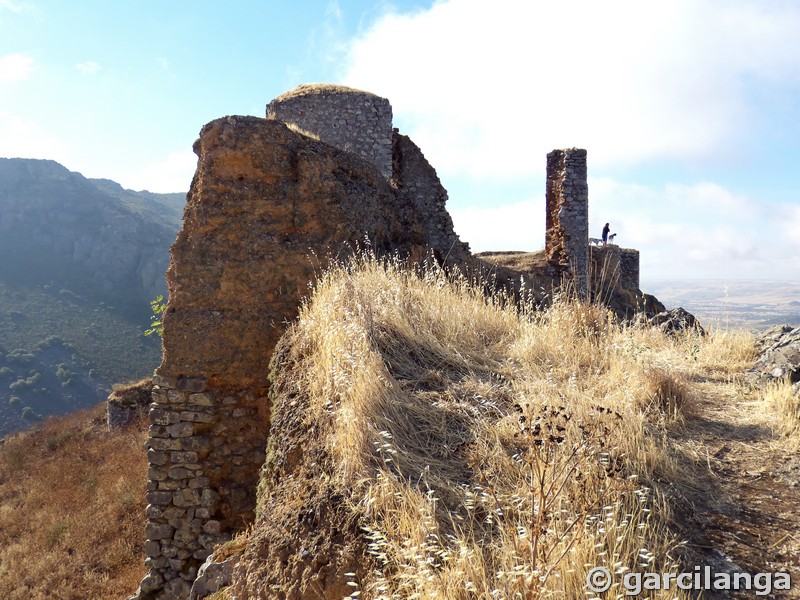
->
[545,148,588,296]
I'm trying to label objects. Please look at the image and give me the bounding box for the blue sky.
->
[1,0,799,281]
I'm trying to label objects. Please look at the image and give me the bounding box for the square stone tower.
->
[545,148,588,297]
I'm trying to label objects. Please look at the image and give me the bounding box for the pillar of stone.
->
[545,148,588,297]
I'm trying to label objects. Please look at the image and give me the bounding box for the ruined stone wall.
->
[589,245,621,289]
[392,131,470,262]
[267,84,393,179]
[545,148,588,296]
[133,108,463,599]
[619,248,640,290]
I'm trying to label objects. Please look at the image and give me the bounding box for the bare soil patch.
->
[670,381,800,598]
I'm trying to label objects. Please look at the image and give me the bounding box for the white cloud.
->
[590,178,791,279]
[451,199,543,253]
[0,0,24,12]
[450,177,795,280]
[0,53,33,83]
[123,150,197,193]
[75,61,100,76]
[0,111,62,159]
[340,0,800,180]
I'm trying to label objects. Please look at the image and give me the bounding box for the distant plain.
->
[644,279,800,331]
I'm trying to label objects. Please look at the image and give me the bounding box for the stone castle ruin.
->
[132,84,643,599]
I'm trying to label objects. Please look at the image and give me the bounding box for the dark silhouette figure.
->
[602,223,611,246]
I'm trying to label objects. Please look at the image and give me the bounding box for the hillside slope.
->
[0,158,183,434]
[0,403,147,599]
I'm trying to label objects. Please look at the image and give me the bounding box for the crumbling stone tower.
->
[267,83,393,179]
[132,84,469,600]
[545,148,588,297]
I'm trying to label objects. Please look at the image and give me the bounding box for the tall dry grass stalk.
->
[762,379,800,447]
[274,253,759,599]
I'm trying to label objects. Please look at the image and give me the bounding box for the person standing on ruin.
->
[602,223,611,246]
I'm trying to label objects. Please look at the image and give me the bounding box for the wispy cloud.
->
[590,178,789,279]
[451,199,542,253]
[340,0,800,180]
[449,177,794,280]
[75,61,100,76]
[0,111,62,158]
[0,0,24,12]
[0,53,33,83]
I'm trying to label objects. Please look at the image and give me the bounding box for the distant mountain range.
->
[0,158,184,435]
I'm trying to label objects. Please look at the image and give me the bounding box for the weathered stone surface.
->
[268,83,394,178]
[189,553,235,600]
[146,523,174,541]
[650,307,705,336]
[750,325,800,384]
[160,114,436,389]
[107,378,153,430]
[545,148,589,297]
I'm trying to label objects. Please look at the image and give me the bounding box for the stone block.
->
[144,540,161,558]
[202,520,221,535]
[148,449,169,466]
[152,374,178,388]
[168,466,193,480]
[167,389,186,404]
[188,476,210,489]
[171,451,199,464]
[201,488,220,509]
[145,491,173,506]
[173,488,201,507]
[144,556,169,569]
[167,422,194,438]
[189,392,214,406]
[163,577,191,598]
[181,436,212,453]
[145,523,174,540]
[139,571,164,594]
[148,467,168,481]
[177,377,207,393]
[148,437,183,451]
[149,408,179,426]
[180,410,215,423]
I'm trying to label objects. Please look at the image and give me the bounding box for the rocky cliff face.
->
[0,158,180,306]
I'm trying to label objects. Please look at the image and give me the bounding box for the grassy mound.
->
[229,256,756,599]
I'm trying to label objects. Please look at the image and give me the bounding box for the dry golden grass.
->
[273,254,761,599]
[0,404,147,600]
[761,379,800,447]
[475,250,548,273]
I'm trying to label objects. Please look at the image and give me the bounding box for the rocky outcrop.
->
[750,324,800,384]
[649,307,705,335]
[107,378,153,430]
